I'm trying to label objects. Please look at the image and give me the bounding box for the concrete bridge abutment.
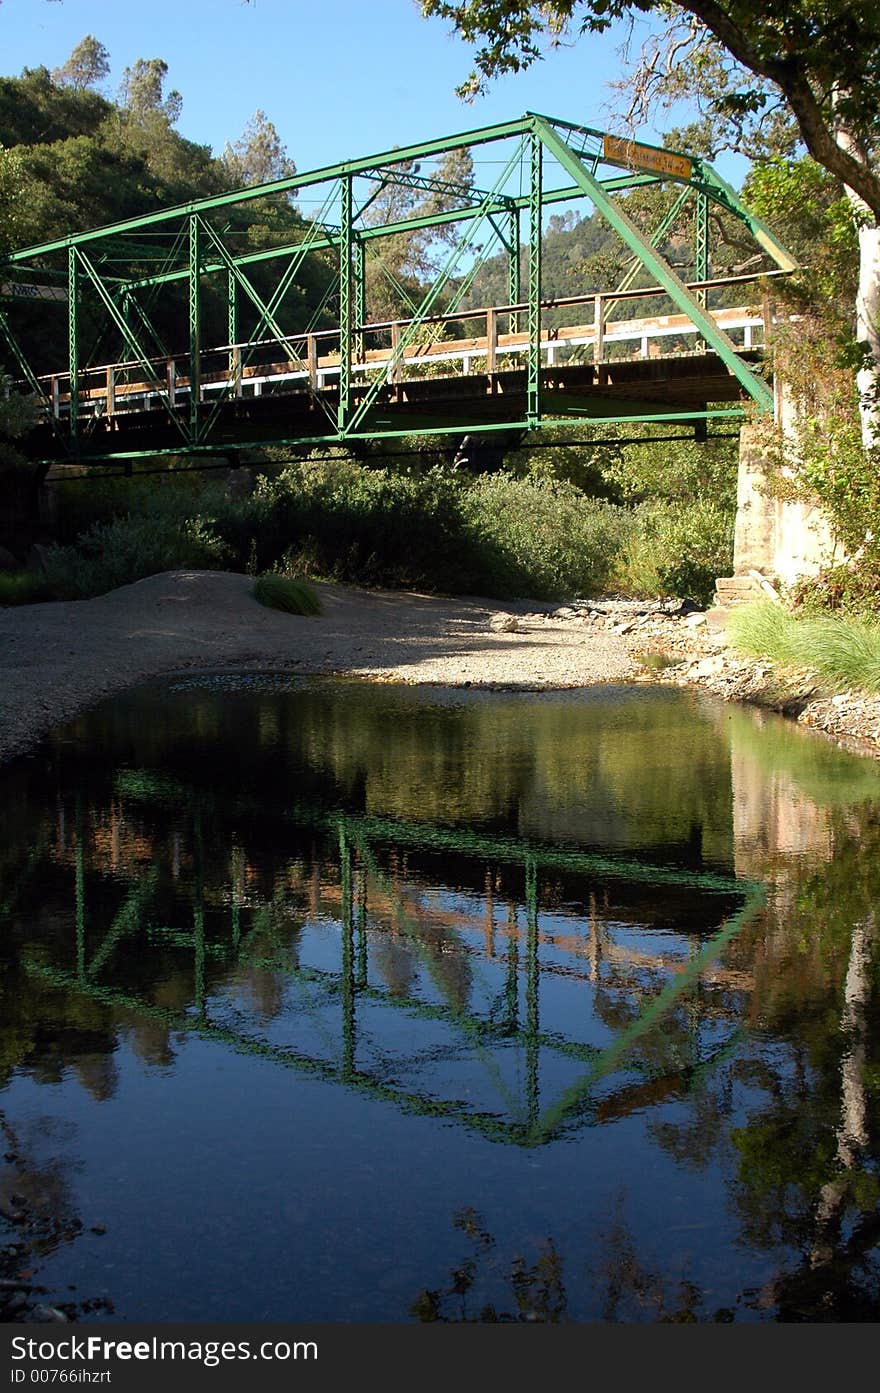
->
[718,388,841,605]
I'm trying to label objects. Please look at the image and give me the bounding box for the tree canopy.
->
[51,35,110,92]
[421,3,880,215]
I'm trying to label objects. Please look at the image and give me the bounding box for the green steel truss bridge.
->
[0,112,795,469]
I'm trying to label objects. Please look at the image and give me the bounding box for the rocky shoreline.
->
[534,596,880,759]
[1,572,878,769]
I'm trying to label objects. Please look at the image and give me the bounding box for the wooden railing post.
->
[231,346,242,398]
[307,335,318,391]
[486,307,497,374]
[390,322,402,385]
[167,358,177,408]
[594,294,604,367]
[105,366,116,416]
[51,376,60,419]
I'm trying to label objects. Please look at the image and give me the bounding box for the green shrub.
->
[0,570,54,606]
[253,573,322,616]
[789,562,880,621]
[728,600,880,694]
[39,452,736,605]
[611,499,734,606]
[459,474,630,598]
[43,511,229,598]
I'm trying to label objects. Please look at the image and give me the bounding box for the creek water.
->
[1,676,880,1322]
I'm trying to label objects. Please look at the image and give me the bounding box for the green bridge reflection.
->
[11,763,763,1147]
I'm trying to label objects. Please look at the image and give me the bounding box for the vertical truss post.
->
[227,266,240,390]
[694,190,709,357]
[231,844,242,949]
[338,176,353,434]
[694,189,710,298]
[527,130,542,428]
[508,207,521,333]
[353,235,366,365]
[505,902,519,1033]
[67,246,79,447]
[339,824,355,1078]
[356,867,368,988]
[188,215,202,444]
[524,856,540,1131]
[193,809,206,1019]
[75,795,85,982]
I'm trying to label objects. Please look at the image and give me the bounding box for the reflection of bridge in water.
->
[0,113,795,470]
[17,770,765,1146]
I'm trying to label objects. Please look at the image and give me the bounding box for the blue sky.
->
[0,0,743,182]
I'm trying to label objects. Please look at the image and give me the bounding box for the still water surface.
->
[2,677,880,1321]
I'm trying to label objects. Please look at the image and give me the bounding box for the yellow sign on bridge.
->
[602,135,693,181]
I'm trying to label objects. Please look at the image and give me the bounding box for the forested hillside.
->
[0,42,336,373]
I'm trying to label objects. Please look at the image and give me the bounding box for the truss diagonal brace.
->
[76,248,189,441]
[534,118,774,413]
[0,307,67,447]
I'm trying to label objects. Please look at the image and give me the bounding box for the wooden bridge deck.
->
[24,284,771,463]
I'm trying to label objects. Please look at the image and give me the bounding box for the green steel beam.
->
[74,248,185,438]
[68,245,79,447]
[2,117,535,264]
[0,307,63,436]
[227,268,237,364]
[534,117,774,413]
[608,185,691,311]
[359,164,514,212]
[527,127,542,427]
[123,290,174,364]
[188,215,201,443]
[37,407,749,469]
[693,160,798,272]
[344,139,526,435]
[195,216,337,435]
[338,176,353,432]
[353,237,366,361]
[103,176,654,297]
[508,207,521,332]
[694,190,710,306]
[536,113,694,175]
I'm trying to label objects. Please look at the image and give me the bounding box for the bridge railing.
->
[24,271,777,424]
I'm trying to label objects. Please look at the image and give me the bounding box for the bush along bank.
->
[27,456,734,607]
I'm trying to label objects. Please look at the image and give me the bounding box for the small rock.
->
[612,620,636,635]
[688,656,725,679]
[489,614,519,633]
[683,612,707,628]
[90,1224,107,1236]
[30,1304,68,1323]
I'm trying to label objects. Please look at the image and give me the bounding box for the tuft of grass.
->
[728,600,880,694]
[253,573,322,616]
[0,571,54,606]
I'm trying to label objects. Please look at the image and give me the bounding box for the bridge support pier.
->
[719,419,840,603]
